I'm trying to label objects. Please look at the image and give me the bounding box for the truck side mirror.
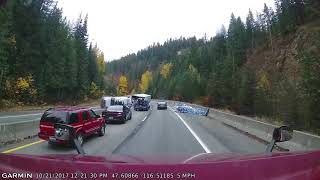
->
[273,126,293,142]
[266,125,293,152]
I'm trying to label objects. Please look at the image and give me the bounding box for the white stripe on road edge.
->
[183,153,207,163]
[168,106,211,153]
[142,107,152,122]
[0,113,42,119]
[142,116,147,122]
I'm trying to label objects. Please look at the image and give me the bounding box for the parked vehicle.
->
[38,107,106,145]
[113,96,132,108]
[102,105,132,123]
[157,101,167,110]
[100,96,112,109]
[134,98,150,111]
[132,94,151,104]
[101,96,132,109]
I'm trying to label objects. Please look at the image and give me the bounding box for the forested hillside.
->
[106,0,320,132]
[105,37,202,94]
[0,0,105,106]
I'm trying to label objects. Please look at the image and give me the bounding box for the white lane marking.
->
[0,113,42,119]
[183,153,207,163]
[142,116,147,122]
[168,106,211,153]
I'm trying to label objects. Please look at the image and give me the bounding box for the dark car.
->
[102,105,132,123]
[134,98,150,111]
[157,101,167,110]
[38,107,106,145]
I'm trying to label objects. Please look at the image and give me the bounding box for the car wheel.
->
[98,125,106,136]
[76,133,84,145]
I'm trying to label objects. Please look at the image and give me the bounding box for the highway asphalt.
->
[0,101,267,156]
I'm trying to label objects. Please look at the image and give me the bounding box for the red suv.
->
[38,107,106,145]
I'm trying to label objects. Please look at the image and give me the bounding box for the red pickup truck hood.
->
[1,151,320,179]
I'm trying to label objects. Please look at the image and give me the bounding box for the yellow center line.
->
[2,140,45,154]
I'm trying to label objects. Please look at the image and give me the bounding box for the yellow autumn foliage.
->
[257,72,270,91]
[16,77,31,90]
[188,64,201,83]
[89,82,101,98]
[97,52,105,76]
[4,75,37,103]
[139,70,152,93]
[160,63,173,79]
[118,75,128,95]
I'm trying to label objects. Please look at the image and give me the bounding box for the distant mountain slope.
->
[106,37,203,85]
[105,1,320,133]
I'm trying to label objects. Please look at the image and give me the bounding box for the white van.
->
[100,96,112,108]
[113,96,132,107]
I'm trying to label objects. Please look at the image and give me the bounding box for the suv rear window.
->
[82,111,89,121]
[41,111,68,124]
[68,112,79,124]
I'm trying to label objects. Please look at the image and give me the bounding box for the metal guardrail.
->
[209,108,320,151]
[0,120,40,146]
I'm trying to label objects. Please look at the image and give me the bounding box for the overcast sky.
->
[57,0,274,61]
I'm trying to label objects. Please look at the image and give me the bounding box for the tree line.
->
[0,0,105,106]
[106,0,320,133]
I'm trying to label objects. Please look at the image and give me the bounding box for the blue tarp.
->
[175,104,209,116]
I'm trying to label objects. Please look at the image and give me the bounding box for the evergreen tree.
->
[0,0,105,103]
[245,9,255,49]
[263,3,274,51]
[88,43,99,85]
[74,14,89,98]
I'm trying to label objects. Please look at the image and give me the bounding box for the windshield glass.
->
[0,0,319,176]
